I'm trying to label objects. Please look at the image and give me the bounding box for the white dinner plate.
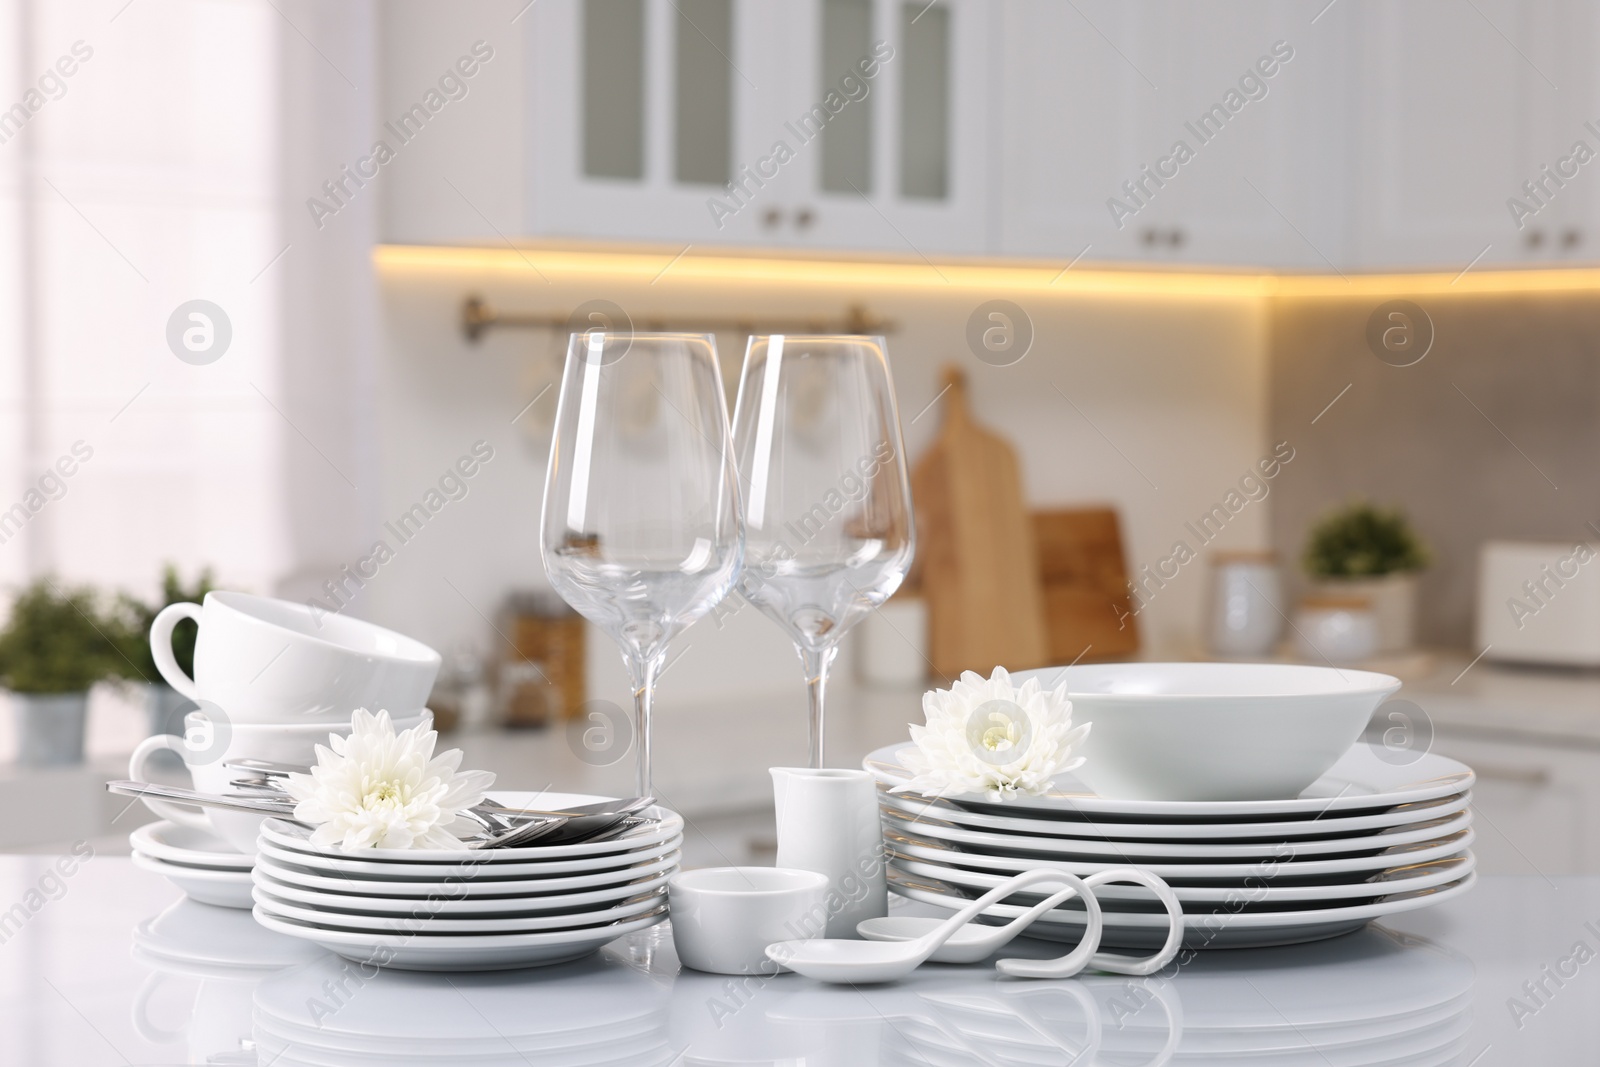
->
[252,867,673,916]
[889,850,1476,906]
[132,850,255,909]
[130,820,254,870]
[251,904,669,970]
[889,868,1478,949]
[255,831,682,881]
[878,807,1474,860]
[885,827,1475,882]
[877,789,1472,841]
[253,847,681,899]
[259,796,681,863]
[865,741,1474,820]
[253,883,667,934]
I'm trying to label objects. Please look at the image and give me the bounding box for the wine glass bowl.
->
[732,335,915,766]
[541,331,744,792]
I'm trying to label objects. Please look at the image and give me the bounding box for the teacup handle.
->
[128,734,210,830]
[149,602,202,700]
[130,971,189,1044]
[1082,868,1185,977]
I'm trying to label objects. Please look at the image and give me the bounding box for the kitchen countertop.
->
[1399,655,1600,748]
[0,856,1593,1065]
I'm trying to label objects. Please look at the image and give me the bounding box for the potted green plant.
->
[0,579,125,765]
[114,564,214,737]
[1302,502,1430,654]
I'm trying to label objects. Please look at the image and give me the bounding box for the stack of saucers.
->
[865,741,1476,949]
[250,792,682,971]
[130,820,256,909]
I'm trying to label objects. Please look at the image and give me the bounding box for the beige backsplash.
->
[1267,290,1600,649]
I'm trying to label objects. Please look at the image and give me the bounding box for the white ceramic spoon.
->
[767,868,1097,984]
[998,867,1184,978]
[856,870,1102,969]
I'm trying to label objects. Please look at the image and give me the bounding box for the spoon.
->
[997,867,1184,978]
[856,870,1102,971]
[105,781,570,849]
[767,868,1097,984]
[223,758,655,836]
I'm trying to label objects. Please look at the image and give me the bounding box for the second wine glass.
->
[732,335,915,767]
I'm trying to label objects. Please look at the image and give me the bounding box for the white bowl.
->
[1012,663,1402,802]
[668,867,830,976]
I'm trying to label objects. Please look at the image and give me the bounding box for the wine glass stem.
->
[626,651,664,796]
[802,646,839,769]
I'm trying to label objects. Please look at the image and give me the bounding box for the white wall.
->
[369,253,1272,715]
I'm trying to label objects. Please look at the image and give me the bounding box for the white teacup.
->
[129,708,433,853]
[150,591,441,724]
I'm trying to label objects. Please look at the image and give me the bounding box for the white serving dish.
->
[865,741,1472,819]
[258,795,681,862]
[252,867,673,916]
[877,788,1471,840]
[251,905,668,970]
[885,828,1474,882]
[889,850,1476,905]
[254,831,682,882]
[253,847,681,899]
[889,868,1477,949]
[878,807,1473,860]
[131,850,255,909]
[1009,662,1402,801]
[252,883,667,934]
[130,820,254,870]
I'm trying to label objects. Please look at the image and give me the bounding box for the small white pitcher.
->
[770,767,887,938]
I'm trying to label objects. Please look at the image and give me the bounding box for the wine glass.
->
[541,331,744,794]
[732,335,915,767]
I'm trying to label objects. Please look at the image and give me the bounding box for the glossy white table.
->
[0,856,1592,1065]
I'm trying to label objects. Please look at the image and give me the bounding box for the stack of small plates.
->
[250,792,682,971]
[864,742,1477,949]
[130,820,256,909]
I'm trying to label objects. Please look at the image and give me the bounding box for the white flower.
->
[897,666,1089,801]
[283,708,496,850]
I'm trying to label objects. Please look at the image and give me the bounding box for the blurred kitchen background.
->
[3,0,1599,873]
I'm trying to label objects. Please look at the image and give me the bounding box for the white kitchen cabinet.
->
[523,0,993,253]
[1344,0,1600,270]
[383,0,1600,270]
[995,1,1351,268]
[1430,731,1600,877]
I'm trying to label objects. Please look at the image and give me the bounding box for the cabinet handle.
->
[1472,763,1552,786]
[794,207,816,231]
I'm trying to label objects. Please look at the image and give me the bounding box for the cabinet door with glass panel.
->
[527,0,991,252]
[526,0,784,244]
[757,0,993,253]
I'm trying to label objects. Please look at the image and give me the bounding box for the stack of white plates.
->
[864,742,1477,949]
[250,792,682,971]
[130,820,256,909]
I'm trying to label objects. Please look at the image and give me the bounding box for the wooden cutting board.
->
[1033,507,1139,662]
[910,365,1049,679]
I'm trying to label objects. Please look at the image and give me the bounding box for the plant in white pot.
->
[0,579,125,766]
[1302,502,1430,654]
[115,564,214,737]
